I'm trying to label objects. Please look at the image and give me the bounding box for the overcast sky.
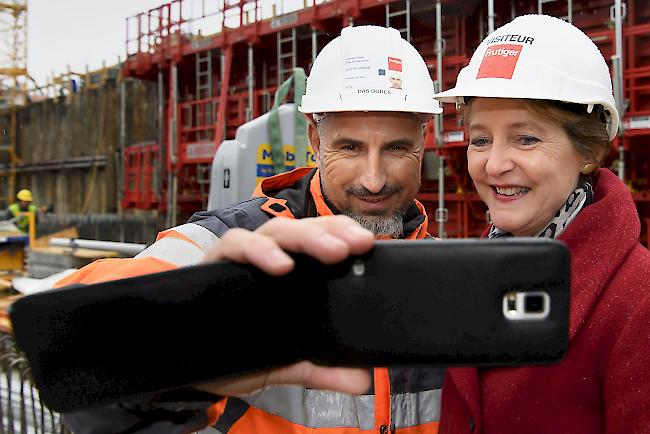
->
[28,0,166,86]
[27,0,302,87]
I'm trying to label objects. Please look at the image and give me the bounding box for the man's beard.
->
[341,184,407,238]
[343,211,405,239]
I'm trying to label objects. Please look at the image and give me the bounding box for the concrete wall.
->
[6,77,158,215]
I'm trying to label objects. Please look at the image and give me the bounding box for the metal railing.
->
[0,333,69,434]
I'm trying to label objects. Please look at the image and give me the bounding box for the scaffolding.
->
[121,0,650,245]
[0,0,27,209]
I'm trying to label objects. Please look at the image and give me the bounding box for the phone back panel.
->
[320,239,569,366]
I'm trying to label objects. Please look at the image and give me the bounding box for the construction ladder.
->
[538,0,573,23]
[195,50,213,142]
[277,29,297,86]
[386,0,411,42]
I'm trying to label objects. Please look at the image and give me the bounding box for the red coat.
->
[439,169,650,434]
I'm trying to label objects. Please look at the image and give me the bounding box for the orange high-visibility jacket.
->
[59,168,442,434]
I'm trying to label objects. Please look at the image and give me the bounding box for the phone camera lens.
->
[524,294,545,313]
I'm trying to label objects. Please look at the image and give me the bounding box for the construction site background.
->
[0,0,649,248]
[0,1,647,432]
[0,68,162,243]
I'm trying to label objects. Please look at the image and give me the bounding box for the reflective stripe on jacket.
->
[209,367,443,434]
[57,167,441,434]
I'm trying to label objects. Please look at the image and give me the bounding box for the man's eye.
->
[517,135,540,146]
[469,137,490,147]
[341,144,358,151]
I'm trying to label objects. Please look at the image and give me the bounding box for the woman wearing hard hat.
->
[433,14,650,433]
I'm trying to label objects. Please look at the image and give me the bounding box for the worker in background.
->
[7,189,38,233]
[60,26,446,433]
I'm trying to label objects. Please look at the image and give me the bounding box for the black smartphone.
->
[9,238,570,412]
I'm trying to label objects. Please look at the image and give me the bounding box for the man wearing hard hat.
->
[7,189,38,233]
[61,26,444,434]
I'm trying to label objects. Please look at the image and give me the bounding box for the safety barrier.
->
[36,213,162,245]
[0,333,69,434]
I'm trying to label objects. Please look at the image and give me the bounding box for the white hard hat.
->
[299,26,442,115]
[435,14,619,139]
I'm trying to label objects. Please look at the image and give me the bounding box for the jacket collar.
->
[558,168,640,340]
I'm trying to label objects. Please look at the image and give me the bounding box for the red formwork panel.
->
[122,143,160,210]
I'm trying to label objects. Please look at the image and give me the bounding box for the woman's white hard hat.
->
[434,14,619,139]
[299,25,442,115]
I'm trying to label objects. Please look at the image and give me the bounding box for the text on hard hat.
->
[485,34,534,46]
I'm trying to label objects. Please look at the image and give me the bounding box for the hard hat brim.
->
[299,92,442,115]
[435,80,619,140]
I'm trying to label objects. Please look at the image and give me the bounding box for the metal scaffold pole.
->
[247,43,254,122]
[157,69,164,201]
[612,0,625,181]
[118,79,126,215]
[487,0,495,34]
[312,28,318,66]
[167,63,179,227]
[435,0,446,238]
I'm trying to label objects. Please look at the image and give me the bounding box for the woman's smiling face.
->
[466,98,587,237]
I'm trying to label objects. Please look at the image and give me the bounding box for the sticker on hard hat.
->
[388,57,402,72]
[343,52,405,90]
[344,56,375,87]
[476,44,523,80]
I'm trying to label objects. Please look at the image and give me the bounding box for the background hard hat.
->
[300,26,441,115]
[435,14,619,139]
[16,189,33,202]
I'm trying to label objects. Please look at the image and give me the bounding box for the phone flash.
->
[352,259,365,277]
[503,291,550,320]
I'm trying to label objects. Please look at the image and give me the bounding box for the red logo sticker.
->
[476,44,523,79]
[388,57,402,72]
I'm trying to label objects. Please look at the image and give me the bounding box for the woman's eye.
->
[469,137,490,147]
[518,135,540,146]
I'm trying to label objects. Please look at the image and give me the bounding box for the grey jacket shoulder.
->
[62,390,220,434]
[63,403,211,434]
[188,197,271,237]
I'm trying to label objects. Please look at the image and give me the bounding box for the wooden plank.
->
[30,246,120,259]
[31,227,79,249]
[72,249,120,259]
